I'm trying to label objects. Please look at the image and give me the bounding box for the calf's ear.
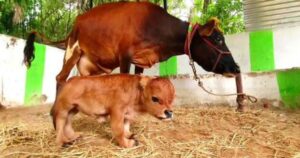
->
[139,76,152,90]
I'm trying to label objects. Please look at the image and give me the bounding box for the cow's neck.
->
[159,21,189,61]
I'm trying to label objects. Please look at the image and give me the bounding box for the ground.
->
[0,104,299,158]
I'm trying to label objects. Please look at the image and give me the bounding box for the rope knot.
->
[197,80,203,87]
[189,60,194,66]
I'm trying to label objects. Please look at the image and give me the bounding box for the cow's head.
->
[190,18,240,77]
[140,76,175,120]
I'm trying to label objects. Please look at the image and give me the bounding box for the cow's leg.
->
[77,55,105,76]
[134,66,144,74]
[56,41,81,92]
[119,54,131,73]
[110,110,137,148]
[236,73,246,112]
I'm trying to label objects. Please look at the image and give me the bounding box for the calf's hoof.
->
[62,141,74,148]
[132,138,139,146]
[97,116,108,123]
[119,138,139,148]
[127,133,136,139]
[57,140,73,148]
[69,132,82,141]
[127,138,139,148]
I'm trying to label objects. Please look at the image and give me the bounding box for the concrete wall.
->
[0,35,64,106]
[1,25,300,108]
[0,36,27,106]
[171,26,300,108]
[173,72,281,106]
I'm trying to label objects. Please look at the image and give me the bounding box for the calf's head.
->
[191,18,240,77]
[140,76,175,120]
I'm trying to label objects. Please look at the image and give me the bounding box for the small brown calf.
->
[51,74,175,148]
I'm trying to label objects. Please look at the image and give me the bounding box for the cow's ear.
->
[199,18,219,36]
[139,76,152,90]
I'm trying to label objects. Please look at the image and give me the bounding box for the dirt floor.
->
[0,104,300,158]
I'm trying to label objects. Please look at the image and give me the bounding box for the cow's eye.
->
[152,96,159,103]
[215,37,223,45]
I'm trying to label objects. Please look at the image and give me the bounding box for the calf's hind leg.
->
[124,119,135,139]
[55,111,69,147]
[64,108,81,142]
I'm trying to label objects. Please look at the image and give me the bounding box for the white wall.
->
[273,26,300,69]
[0,35,27,106]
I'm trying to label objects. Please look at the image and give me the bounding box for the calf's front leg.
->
[124,119,134,139]
[110,111,137,148]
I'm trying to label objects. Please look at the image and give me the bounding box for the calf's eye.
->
[152,96,159,103]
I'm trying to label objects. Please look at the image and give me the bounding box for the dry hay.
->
[0,104,300,158]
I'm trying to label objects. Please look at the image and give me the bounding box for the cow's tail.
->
[23,32,36,68]
[23,31,68,68]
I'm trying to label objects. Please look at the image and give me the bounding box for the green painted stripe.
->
[24,43,46,106]
[249,30,300,108]
[277,69,300,109]
[249,30,275,71]
[159,60,167,76]
[159,56,177,76]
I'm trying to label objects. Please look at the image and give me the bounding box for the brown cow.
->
[24,2,244,109]
[50,74,175,148]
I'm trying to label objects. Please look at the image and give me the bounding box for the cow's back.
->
[71,2,186,70]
